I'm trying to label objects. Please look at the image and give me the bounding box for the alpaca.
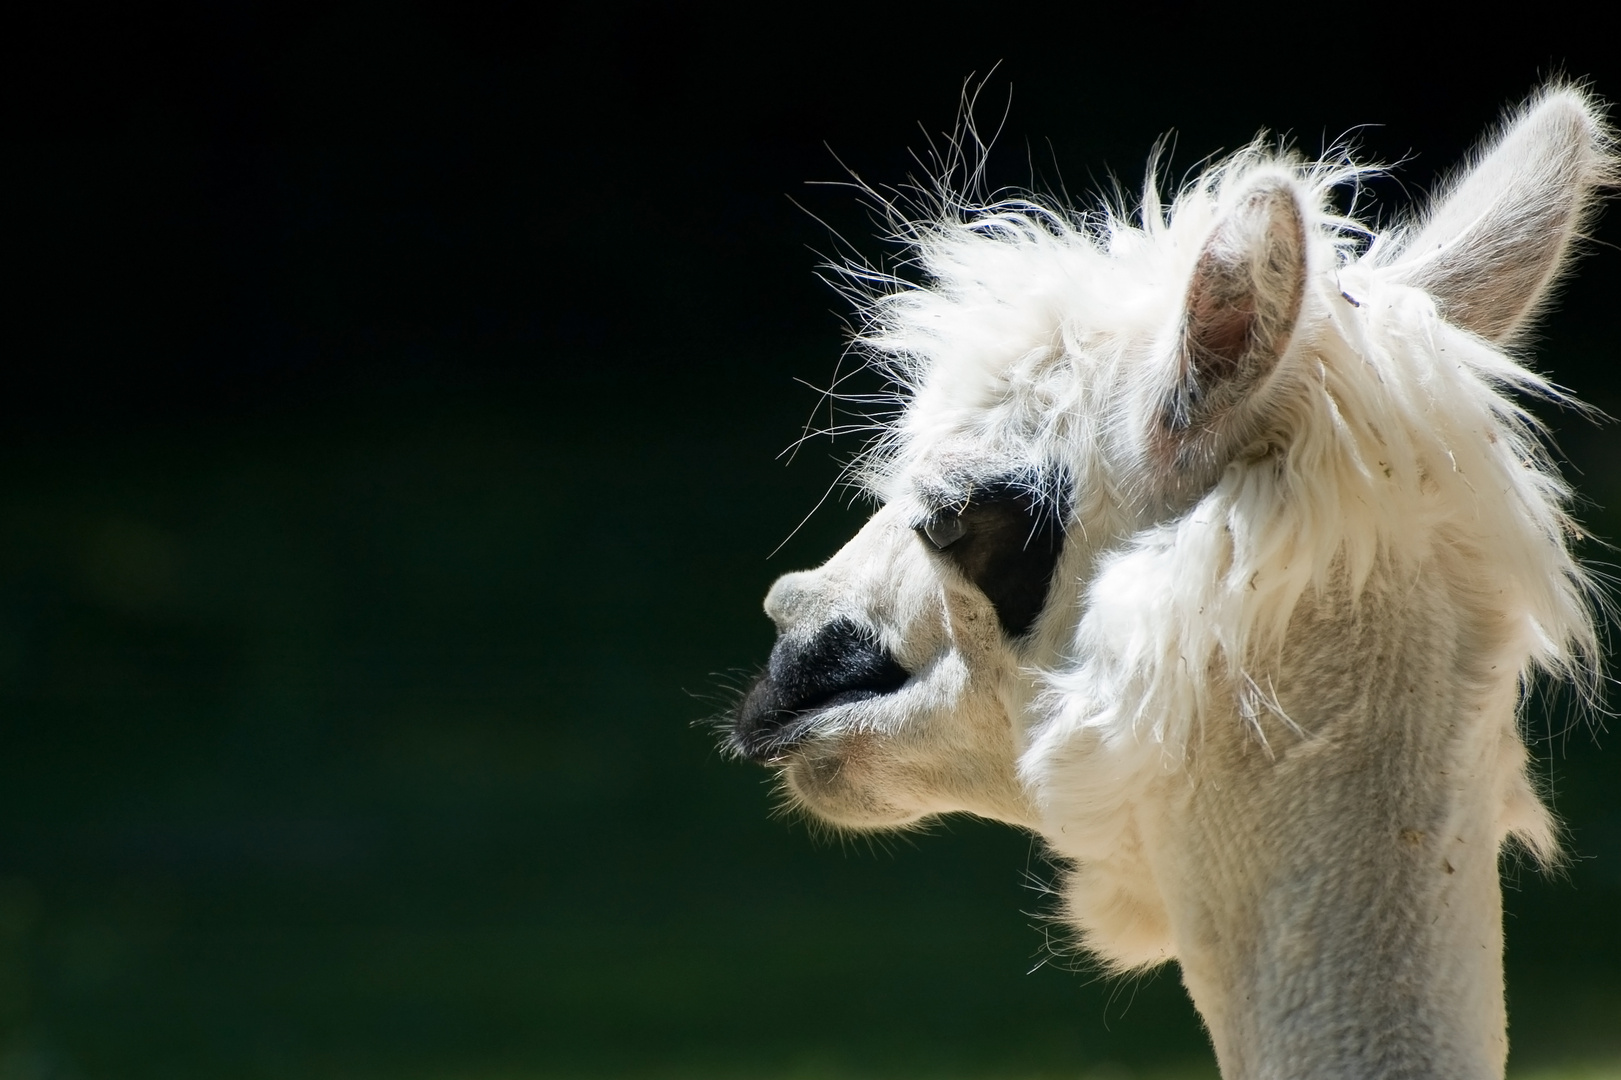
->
[726,85,1613,1080]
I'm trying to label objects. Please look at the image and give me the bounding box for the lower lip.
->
[740,688,892,762]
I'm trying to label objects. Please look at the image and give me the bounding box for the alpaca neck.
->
[1170,790,1507,1080]
[1155,573,1522,1080]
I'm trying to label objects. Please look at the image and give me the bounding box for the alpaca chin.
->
[779,731,929,829]
[778,699,1040,831]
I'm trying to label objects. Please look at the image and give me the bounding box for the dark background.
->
[5,4,1620,1078]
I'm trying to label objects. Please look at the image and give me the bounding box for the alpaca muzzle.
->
[730,618,910,763]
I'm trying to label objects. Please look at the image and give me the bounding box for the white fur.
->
[749,85,1614,1079]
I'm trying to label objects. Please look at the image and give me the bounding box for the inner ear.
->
[1179,177,1307,415]
[1184,261,1261,385]
[1158,175,1307,485]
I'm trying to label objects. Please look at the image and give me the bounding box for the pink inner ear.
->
[1178,179,1307,396]
[1185,273,1256,382]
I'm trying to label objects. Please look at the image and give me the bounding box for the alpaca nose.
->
[731,617,910,762]
[762,570,815,631]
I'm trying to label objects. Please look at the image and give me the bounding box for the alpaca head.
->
[727,87,1610,852]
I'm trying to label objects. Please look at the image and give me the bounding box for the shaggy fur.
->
[729,84,1614,1080]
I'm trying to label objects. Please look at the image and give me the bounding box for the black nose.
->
[730,618,910,762]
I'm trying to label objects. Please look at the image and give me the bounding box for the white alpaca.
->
[728,86,1614,1080]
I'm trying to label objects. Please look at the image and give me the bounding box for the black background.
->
[5,4,1620,1077]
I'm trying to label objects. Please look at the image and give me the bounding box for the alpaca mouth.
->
[730,685,896,762]
[729,620,912,763]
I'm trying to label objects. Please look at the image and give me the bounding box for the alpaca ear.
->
[1157,174,1307,487]
[1379,87,1613,342]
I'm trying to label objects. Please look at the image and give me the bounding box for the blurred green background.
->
[5,4,1620,1077]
